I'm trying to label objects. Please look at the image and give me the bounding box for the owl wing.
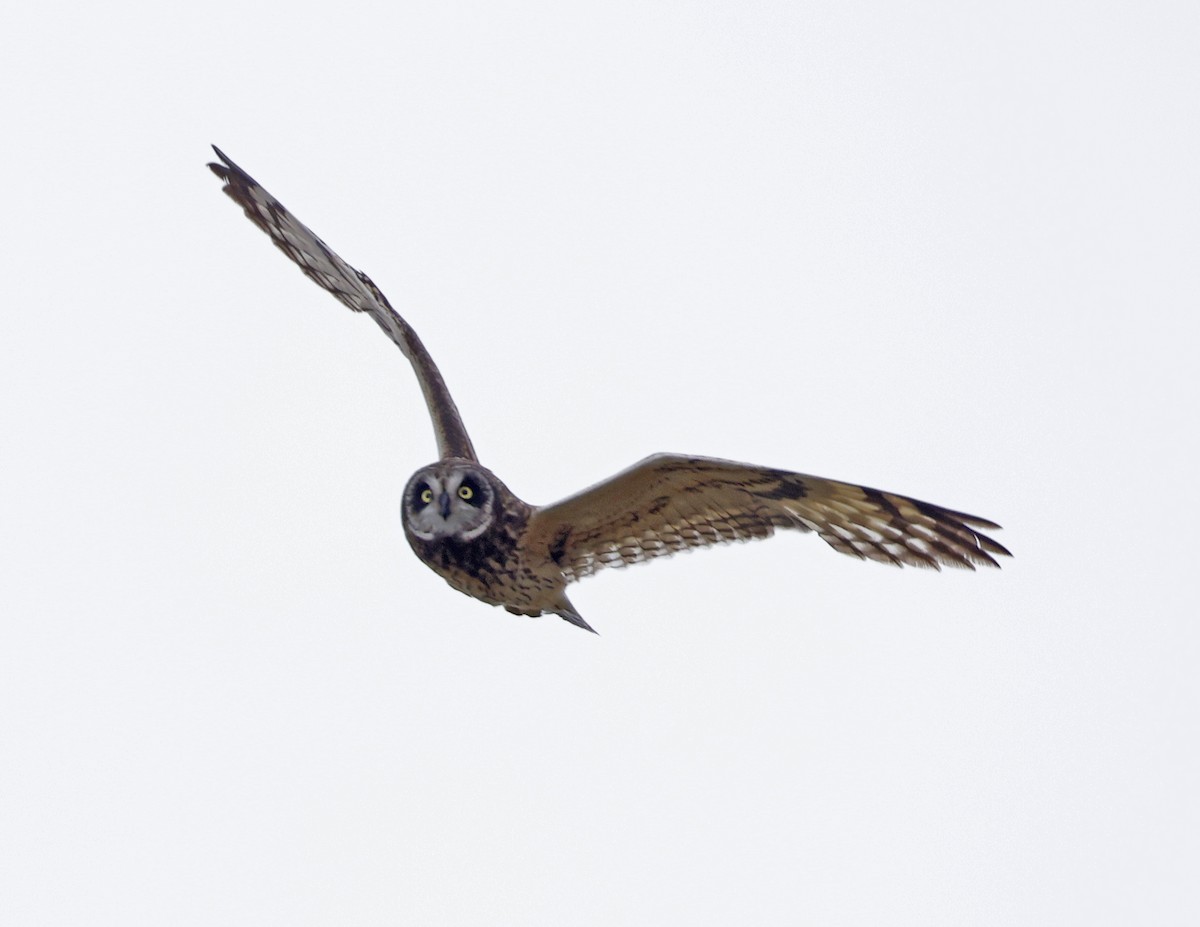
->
[524,454,1010,582]
[208,146,477,462]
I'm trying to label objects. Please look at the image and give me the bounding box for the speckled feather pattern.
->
[524,455,1010,583]
[406,497,544,611]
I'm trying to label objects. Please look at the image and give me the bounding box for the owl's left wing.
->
[524,454,1010,582]
[208,146,476,462]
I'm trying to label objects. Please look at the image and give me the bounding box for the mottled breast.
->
[405,497,560,614]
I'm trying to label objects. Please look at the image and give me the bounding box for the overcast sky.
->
[1,1,1197,924]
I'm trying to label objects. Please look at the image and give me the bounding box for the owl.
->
[209,147,1010,633]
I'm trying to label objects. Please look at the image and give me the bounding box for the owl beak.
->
[438,491,452,519]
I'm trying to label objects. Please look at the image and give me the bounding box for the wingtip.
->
[207,145,254,186]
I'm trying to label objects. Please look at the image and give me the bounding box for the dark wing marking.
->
[208,146,476,462]
[525,454,1010,582]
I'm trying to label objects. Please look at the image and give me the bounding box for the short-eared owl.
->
[209,147,1010,633]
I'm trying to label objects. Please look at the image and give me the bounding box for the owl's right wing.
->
[524,454,1010,582]
[208,147,476,462]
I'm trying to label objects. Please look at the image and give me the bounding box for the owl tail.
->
[552,596,597,635]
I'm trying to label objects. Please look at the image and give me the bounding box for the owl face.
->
[402,461,496,542]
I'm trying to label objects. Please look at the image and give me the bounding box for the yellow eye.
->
[458,485,474,501]
[420,488,433,504]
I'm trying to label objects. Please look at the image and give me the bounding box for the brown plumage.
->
[523,454,1008,580]
[209,146,1010,633]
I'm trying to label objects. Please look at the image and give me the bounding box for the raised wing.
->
[208,146,476,462]
[525,454,1010,582]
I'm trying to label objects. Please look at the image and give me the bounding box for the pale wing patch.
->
[787,479,1008,570]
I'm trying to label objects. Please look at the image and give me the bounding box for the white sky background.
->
[1,1,1197,923]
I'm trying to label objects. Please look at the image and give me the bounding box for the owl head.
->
[402,460,498,542]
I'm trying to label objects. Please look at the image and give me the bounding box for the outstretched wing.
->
[208,146,477,462]
[524,454,1010,582]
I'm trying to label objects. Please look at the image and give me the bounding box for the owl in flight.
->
[209,147,1010,633]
